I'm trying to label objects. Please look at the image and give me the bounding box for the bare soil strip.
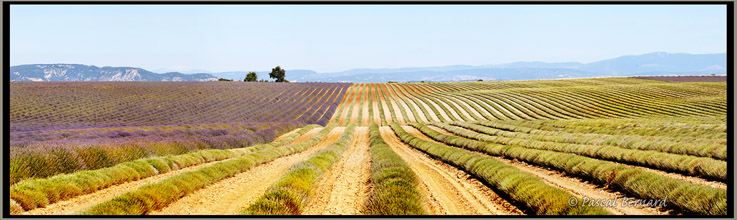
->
[441,97,476,121]
[273,128,300,142]
[327,87,349,123]
[448,96,487,120]
[290,127,324,144]
[379,127,522,215]
[24,128,324,215]
[492,157,665,215]
[361,87,371,126]
[483,97,526,120]
[371,85,382,125]
[303,127,372,215]
[414,98,442,122]
[386,85,417,123]
[399,84,440,122]
[316,86,347,124]
[424,98,454,121]
[23,162,217,215]
[627,164,726,190]
[337,86,356,126]
[467,95,514,120]
[395,87,429,123]
[294,88,330,121]
[406,126,662,215]
[427,125,724,215]
[349,84,363,125]
[150,127,346,215]
[377,85,394,124]
[381,85,407,125]
[433,125,727,189]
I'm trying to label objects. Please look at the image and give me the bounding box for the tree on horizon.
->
[269,66,287,82]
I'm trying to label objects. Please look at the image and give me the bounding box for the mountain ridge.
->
[11,52,726,82]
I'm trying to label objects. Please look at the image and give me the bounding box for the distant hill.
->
[304,52,727,82]
[210,70,318,82]
[11,52,726,82]
[10,64,218,82]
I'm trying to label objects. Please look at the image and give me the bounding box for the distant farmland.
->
[9,77,727,216]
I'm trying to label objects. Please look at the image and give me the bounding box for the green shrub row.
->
[242,125,356,215]
[374,84,388,126]
[388,84,424,123]
[393,84,435,123]
[79,125,335,215]
[474,118,725,145]
[502,117,726,139]
[471,120,726,160]
[434,122,726,181]
[9,125,320,213]
[390,123,610,215]
[362,123,427,215]
[412,123,727,215]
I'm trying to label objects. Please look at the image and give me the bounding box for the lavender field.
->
[9,82,351,184]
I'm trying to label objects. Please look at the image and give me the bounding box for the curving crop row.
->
[390,124,611,215]
[9,121,303,184]
[362,123,427,215]
[411,123,727,215]
[80,125,336,215]
[471,120,726,160]
[501,116,727,139]
[9,125,321,213]
[242,125,356,215]
[433,122,726,181]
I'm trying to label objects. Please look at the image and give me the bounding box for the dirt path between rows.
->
[397,86,429,123]
[349,84,363,125]
[447,96,486,120]
[379,127,522,215]
[24,128,325,215]
[492,96,536,119]
[402,86,446,122]
[150,127,346,215]
[483,97,526,120]
[413,98,442,122]
[439,96,476,121]
[377,85,395,125]
[424,126,712,215]
[303,127,372,215]
[381,85,408,125]
[328,87,350,124]
[371,85,382,125]
[291,127,325,144]
[422,97,453,122]
[435,97,467,121]
[361,87,371,126]
[466,95,512,120]
[337,86,356,126]
[391,85,428,123]
[456,96,499,120]
[431,125,727,190]
[493,156,665,215]
[386,85,417,123]
[23,161,218,215]
[407,126,664,215]
[273,128,300,142]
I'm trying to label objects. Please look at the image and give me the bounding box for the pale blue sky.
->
[10,5,727,73]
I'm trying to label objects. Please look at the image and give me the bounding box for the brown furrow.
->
[24,128,325,215]
[380,127,522,215]
[419,125,671,215]
[303,127,372,215]
[149,127,346,215]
